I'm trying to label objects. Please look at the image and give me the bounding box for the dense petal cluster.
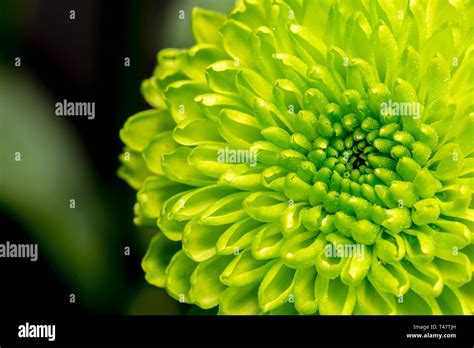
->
[119,0,474,314]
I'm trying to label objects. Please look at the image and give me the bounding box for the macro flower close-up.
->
[118,0,474,315]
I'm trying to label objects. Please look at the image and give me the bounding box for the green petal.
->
[258,260,297,313]
[280,230,320,268]
[195,92,250,121]
[216,217,263,255]
[334,211,356,237]
[400,260,443,298]
[236,69,274,106]
[206,60,239,94]
[375,230,406,263]
[261,166,288,192]
[307,64,342,102]
[368,258,410,296]
[388,181,419,208]
[189,255,233,309]
[411,198,440,225]
[173,118,223,146]
[433,252,472,288]
[431,219,472,246]
[403,229,435,264]
[137,176,189,218]
[157,192,189,241]
[243,191,288,222]
[396,290,440,315]
[317,277,357,315]
[288,24,327,66]
[250,26,281,83]
[280,202,308,236]
[179,45,228,82]
[300,205,324,231]
[351,219,380,245]
[430,143,465,181]
[371,186,391,209]
[249,141,281,166]
[340,245,372,286]
[199,192,249,225]
[345,12,372,63]
[261,126,291,149]
[218,164,266,191]
[303,88,329,116]
[142,233,180,288]
[283,173,312,202]
[170,185,238,221]
[117,150,152,190]
[293,266,319,314]
[165,250,198,303]
[373,23,399,86]
[192,8,226,45]
[315,234,350,279]
[220,249,274,287]
[119,109,175,152]
[219,19,254,68]
[133,202,156,227]
[162,147,215,187]
[142,131,180,175]
[188,143,236,179]
[266,302,299,315]
[251,223,284,260]
[182,219,229,262]
[218,109,263,148]
[218,283,260,315]
[381,208,412,233]
[164,81,209,123]
[412,168,442,198]
[436,285,471,315]
[272,53,309,92]
[459,278,474,313]
[354,279,396,315]
[141,77,166,109]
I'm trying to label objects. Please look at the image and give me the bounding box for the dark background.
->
[0,0,231,316]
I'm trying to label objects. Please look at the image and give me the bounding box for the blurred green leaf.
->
[0,67,121,311]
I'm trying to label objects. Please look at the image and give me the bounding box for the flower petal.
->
[165,251,198,303]
[251,223,285,260]
[162,147,215,187]
[170,184,238,221]
[120,109,175,152]
[142,131,180,175]
[216,217,263,255]
[173,118,224,146]
[317,277,357,315]
[220,249,274,287]
[189,255,233,309]
[192,8,226,45]
[218,283,260,315]
[182,219,229,262]
[258,260,297,313]
[137,176,189,218]
[142,233,180,288]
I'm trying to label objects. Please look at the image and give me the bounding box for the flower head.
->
[119,0,474,314]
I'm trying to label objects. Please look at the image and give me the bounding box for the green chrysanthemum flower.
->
[119,0,474,315]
